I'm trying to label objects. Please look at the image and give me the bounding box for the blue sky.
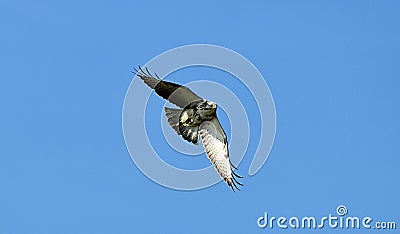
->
[1,1,399,233]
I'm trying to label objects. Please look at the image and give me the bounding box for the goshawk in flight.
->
[134,66,243,191]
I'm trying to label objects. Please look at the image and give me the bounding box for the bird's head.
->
[206,101,217,109]
[199,100,217,116]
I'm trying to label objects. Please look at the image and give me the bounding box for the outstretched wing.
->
[134,66,202,108]
[199,117,243,191]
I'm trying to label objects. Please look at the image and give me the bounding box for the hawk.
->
[134,66,243,191]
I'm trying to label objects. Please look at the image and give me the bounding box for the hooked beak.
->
[208,101,217,109]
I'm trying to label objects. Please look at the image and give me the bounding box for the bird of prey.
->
[134,66,243,191]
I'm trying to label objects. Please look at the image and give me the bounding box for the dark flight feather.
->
[134,66,202,108]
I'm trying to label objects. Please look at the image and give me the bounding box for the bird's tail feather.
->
[164,107,199,145]
[164,107,181,133]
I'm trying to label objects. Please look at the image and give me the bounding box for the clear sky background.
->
[1,1,399,233]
